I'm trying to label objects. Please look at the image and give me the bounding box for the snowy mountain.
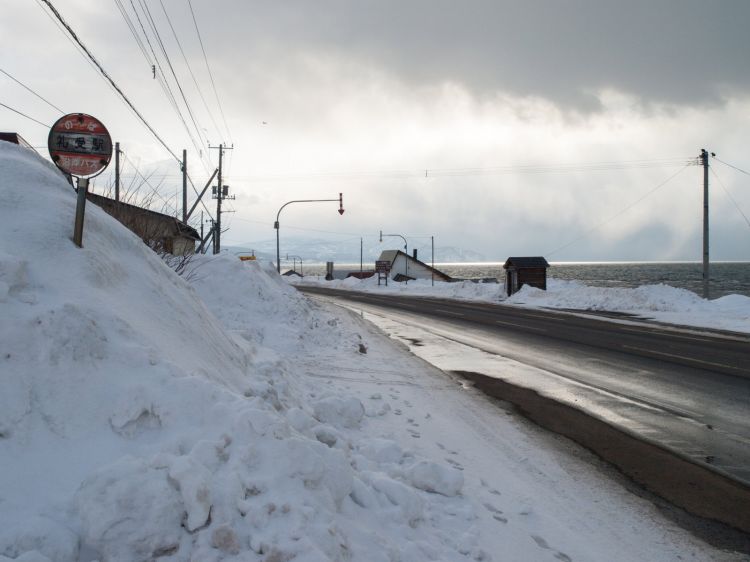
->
[227,238,486,265]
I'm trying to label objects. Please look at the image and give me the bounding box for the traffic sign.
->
[48,113,112,178]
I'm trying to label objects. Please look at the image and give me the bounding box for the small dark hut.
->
[503,257,550,296]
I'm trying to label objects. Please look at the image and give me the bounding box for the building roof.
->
[377,249,452,282]
[0,132,39,155]
[87,192,200,241]
[503,257,550,269]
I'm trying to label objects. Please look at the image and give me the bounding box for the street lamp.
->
[274,193,344,273]
[380,230,408,282]
[286,253,304,276]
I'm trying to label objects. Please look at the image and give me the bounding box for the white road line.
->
[620,327,722,343]
[621,345,742,372]
[435,309,465,317]
[495,320,547,332]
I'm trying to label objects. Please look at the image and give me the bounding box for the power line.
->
[546,164,692,258]
[710,167,750,230]
[37,0,181,163]
[0,68,65,114]
[0,101,51,128]
[713,156,750,178]
[158,0,222,143]
[187,0,232,143]
[137,0,210,170]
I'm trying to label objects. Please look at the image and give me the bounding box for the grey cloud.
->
[215,0,750,110]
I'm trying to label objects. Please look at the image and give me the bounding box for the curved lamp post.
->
[286,253,304,276]
[275,193,344,273]
[380,230,408,282]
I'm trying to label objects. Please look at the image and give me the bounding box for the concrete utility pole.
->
[209,143,234,254]
[182,149,187,223]
[114,142,120,201]
[701,148,710,299]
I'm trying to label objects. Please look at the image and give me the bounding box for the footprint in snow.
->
[531,535,572,562]
[480,479,502,496]
[394,409,402,416]
[446,458,464,470]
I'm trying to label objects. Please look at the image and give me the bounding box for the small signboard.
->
[375,260,391,273]
[48,113,112,177]
[376,260,391,286]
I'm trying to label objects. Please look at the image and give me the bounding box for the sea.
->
[301,261,750,299]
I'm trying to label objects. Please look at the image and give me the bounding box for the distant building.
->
[0,132,36,153]
[87,192,200,255]
[376,250,452,282]
[503,256,549,296]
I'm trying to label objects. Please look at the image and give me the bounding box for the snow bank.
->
[507,279,750,333]
[295,273,750,334]
[0,143,473,561]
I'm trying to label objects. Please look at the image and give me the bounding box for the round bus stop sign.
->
[48,113,112,178]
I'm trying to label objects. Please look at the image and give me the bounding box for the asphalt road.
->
[298,285,750,489]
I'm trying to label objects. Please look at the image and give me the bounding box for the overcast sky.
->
[3,0,750,261]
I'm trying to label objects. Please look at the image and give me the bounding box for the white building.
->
[377,250,452,282]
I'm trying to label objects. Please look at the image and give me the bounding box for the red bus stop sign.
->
[48,113,112,178]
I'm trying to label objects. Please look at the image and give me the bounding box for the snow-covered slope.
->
[1,143,743,562]
[0,143,471,561]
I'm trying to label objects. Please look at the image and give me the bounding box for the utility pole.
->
[182,149,187,223]
[701,148,710,299]
[209,143,234,254]
[114,141,120,201]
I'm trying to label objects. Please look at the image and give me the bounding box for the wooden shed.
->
[503,256,550,296]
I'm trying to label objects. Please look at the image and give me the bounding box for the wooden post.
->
[73,177,89,247]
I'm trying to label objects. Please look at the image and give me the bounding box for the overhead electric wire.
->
[710,167,750,230]
[132,0,204,158]
[545,164,692,258]
[0,68,65,114]
[126,0,193,147]
[137,0,210,171]
[186,0,232,143]
[37,0,181,164]
[112,0,153,70]
[713,156,750,178]
[158,0,222,142]
[0,101,51,128]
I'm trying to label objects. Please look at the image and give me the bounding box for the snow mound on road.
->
[0,143,474,561]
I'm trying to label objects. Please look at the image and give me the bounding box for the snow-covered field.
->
[0,141,745,561]
[294,274,750,335]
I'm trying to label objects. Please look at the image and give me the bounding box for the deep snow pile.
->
[295,274,750,334]
[0,143,473,561]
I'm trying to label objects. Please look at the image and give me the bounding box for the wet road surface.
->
[299,286,750,488]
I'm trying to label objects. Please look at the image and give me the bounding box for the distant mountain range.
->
[225,237,486,264]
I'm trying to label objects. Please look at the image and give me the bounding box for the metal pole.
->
[360,237,363,274]
[73,177,89,247]
[182,149,187,223]
[701,149,710,299]
[114,142,120,201]
[275,220,280,273]
[431,235,434,286]
[215,144,223,254]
